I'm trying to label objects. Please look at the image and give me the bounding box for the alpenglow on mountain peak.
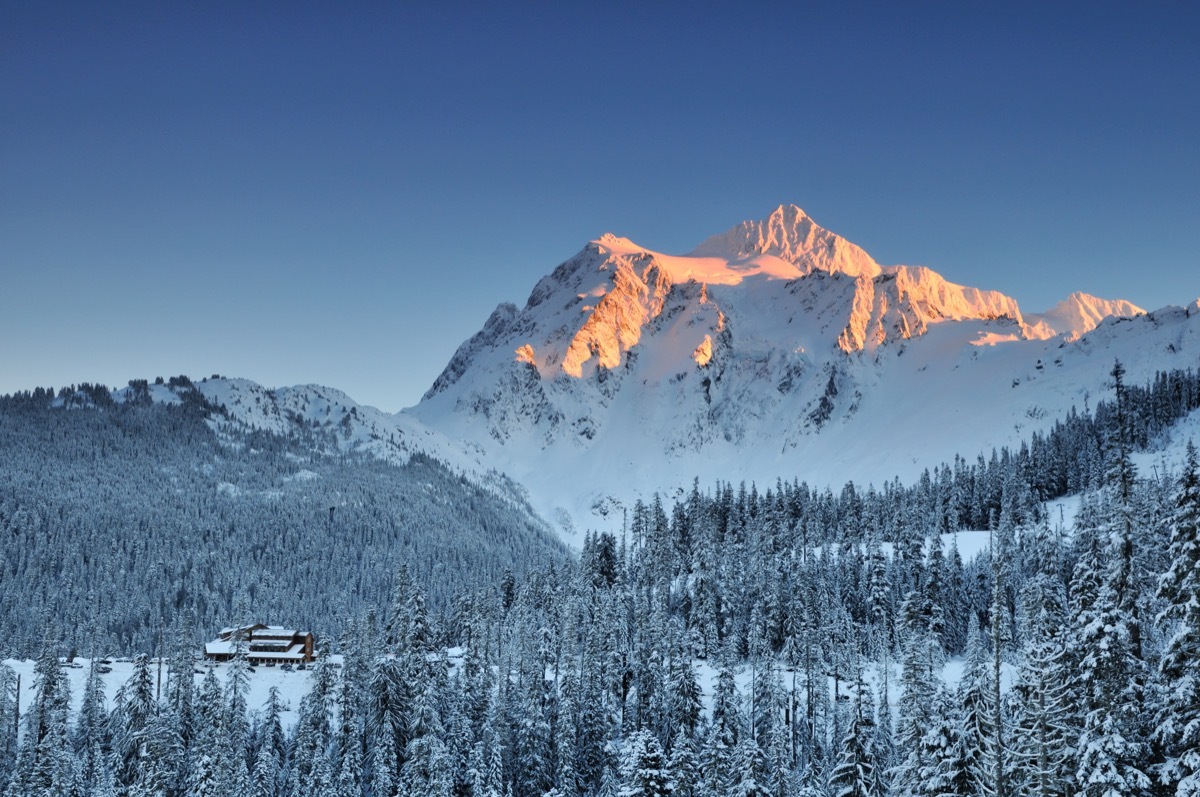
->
[420,204,1148,409]
[689,203,883,278]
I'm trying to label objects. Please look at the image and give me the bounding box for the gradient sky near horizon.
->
[3,2,1198,412]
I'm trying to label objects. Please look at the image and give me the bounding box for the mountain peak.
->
[592,232,645,256]
[768,202,810,221]
[689,204,883,278]
[1025,292,1145,341]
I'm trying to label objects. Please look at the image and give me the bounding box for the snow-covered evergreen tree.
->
[701,656,739,797]
[8,638,78,797]
[1156,439,1200,796]
[1072,521,1152,795]
[1008,527,1077,797]
[914,686,970,797]
[619,728,671,797]
[0,664,16,795]
[828,668,881,797]
[893,588,944,795]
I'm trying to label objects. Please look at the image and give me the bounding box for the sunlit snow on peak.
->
[688,204,883,279]
[1025,291,1145,341]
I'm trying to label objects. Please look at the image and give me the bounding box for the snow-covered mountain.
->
[407,205,1197,540]
[1025,291,1146,341]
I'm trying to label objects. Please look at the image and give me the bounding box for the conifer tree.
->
[829,668,880,797]
[667,640,704,743]
[575,645,616,792]
[873,675,895,794]
[1008,533,1077,797]
[729,725,767,797]
[554,680,581,797]
[259,686,289,780]
[1072,525,1152,795]
[73,659,109,757]
[367,649,411,793]
[110,653,159,788]
[402,678,453,797]
[958,614,998,797]
[1155,439,1200,795]
[249,733,281,797]
[129,710,185,797]
[619,729,671,797]
[223,650,253,790]
[667,730,701,797]
[0,664,16,795]
[186,666,226,797]
[893,589,944,795]
[915,686,970,797]
[334,673,365,797]
[701,656,739,797]
[988,530,1009,797]
[763,676,796,797]
[511,662,553,797]
[9,638,77,797]
[164,627,196,785]
[290,656,338,794]
[82,740,118,797]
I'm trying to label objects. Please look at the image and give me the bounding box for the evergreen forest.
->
[2,363,1200,796]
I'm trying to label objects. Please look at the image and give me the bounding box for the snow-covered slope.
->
[408,205,1196,541]
[192,378,462,468]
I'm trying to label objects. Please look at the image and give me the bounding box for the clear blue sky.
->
[3,2,1197,412]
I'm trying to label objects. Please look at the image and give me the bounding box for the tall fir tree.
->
[8,637,78,797]
[618,729,671,797]
[1008,527,1077,797]
[1156,440,1200,796]
[1072,526,1152,795]
[0,664,16,795]
[828,667,881,797]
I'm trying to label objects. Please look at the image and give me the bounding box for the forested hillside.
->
[1,364,1199,796]
[0,383,566,657]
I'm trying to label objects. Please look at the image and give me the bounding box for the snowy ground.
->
[689,653,1013,721]
[2,649,479,740]
[815,529,996,563]
[7,637,1014,741]
[1134,405,1200,479]
[2,656,326,733]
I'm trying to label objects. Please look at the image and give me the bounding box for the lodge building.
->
[204,624,315,664]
